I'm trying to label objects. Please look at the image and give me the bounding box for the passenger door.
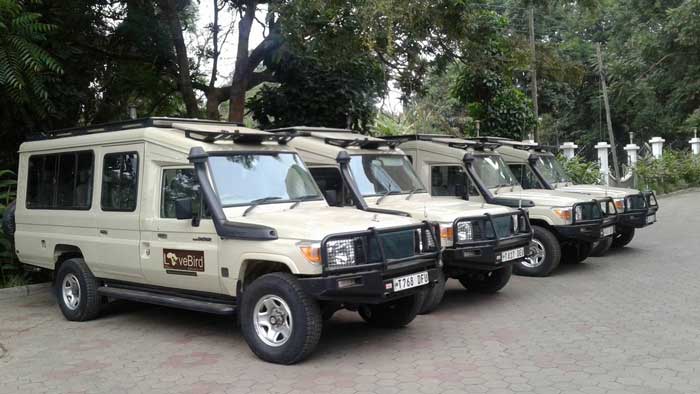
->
[139,167,222,294]
[93,145,145,282]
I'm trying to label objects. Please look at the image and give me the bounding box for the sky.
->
[192,1,403,113]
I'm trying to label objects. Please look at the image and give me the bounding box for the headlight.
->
[298,242,321,264]
[512,214,520,233]
[456,221,474,242]
[438,222,454,247]
[325,238,357,268]
[613,198,625,212]
[574,205,583,222]
[551,207,572,223]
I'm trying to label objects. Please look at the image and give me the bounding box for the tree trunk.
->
[228,0,257,123]
[160,0,199,117]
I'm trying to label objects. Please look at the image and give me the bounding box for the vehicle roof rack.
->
[268,126,403,150]
[473,137,557,152]
[32,117,245,140]
[182,129,299,145]
[382,133,500,151]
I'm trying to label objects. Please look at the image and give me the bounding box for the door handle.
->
[157,233,168,239]
[99,229,108,235]
[193,236,211,242]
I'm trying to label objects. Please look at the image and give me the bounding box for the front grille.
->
[454,211,530,244]
[321,223,438,271]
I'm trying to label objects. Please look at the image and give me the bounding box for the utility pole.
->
[528,6,539,141]
[596,43,621,181]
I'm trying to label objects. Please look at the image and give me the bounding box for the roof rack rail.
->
[33,117,245,140]
[323,136,402,150]
[473,137,558,152]
[183,129,299,145]
[382,134,501,150]
[266,126,352,134]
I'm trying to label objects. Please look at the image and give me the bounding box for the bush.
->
[0,169,24,288]
[557,155,602,185]
[635,150,700,194]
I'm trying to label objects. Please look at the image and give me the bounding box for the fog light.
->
[337,278,360,289]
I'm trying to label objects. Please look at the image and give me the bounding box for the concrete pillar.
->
[559,142,578,160]
[624,143,640,167]
[595,141,611,185]
[690,128,700,155]
[649,137,665,159]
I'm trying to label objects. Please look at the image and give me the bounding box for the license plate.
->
[391,271,429,292]
[501,247,525,262]
[646,214,656,224]
[602,226,614,237]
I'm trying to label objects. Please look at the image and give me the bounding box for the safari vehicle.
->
[486,137,658,253]
[3,118,441,365]
[267,127,533,314]
[395,135,612,277]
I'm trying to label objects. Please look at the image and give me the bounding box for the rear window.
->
[26,151,94,210]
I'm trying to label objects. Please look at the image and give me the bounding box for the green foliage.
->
[635,151,700,194]
[0,0,62,111]
[557,155,601,185]
[0,169,21,288]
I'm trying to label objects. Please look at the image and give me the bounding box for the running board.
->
[98,286,236,315]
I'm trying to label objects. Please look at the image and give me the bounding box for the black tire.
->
[358,292,423,328]
[1,200,16,243]
[612,227,635,248]
[563,241,592,263]
[55,258,101,321]
[418,269,446,314]
[239,272,322,365]
[590,237,613,257]
[514,225,561,277]
[458,264,513,294]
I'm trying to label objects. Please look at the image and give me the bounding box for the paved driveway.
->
[2,190,699,394]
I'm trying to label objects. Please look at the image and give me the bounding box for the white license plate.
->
[501,247,525,262]
[391,271,429,292]
[646,214,656,224]
[602,226,614,237]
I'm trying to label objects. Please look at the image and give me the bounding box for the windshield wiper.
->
[376,190,401,205]
[493,183,510,195]
[289,194,320,210]
[405,187,425,201]
[242,197,283,216]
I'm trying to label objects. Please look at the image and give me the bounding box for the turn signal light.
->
[440,226,454,242]
[299,244,322,264]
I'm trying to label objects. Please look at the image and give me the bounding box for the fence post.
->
[624,142,639,167]
[690,128,700,156]
[649,137,665,159]
[595,141,611,185]
[560,142,578,160]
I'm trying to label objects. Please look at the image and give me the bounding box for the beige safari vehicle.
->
[395,135,612,277]
[267,127,533,314]
[489,138,658,254]
[5,118,441,364]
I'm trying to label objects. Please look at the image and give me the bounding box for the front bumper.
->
[443,233,532,274]
[553,221,603,242]
[618,210,656,228]
[599,215,618,238]
[298,257,439,304]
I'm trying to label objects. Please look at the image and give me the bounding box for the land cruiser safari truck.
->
[3,118,441,365]
[266,126,533,314]
[486,137,658,251]
[395,135,611,277]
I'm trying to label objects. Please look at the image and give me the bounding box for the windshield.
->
[348,155,425,197]
[472,155,520,189]
[534,155,571,184]
[208,153,323,207]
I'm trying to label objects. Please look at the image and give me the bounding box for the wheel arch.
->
[238,254,301,292]
[53,244,84,272]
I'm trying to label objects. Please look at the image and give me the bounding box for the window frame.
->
[25,150,95,211]
[159,166,209,219]
[429,164,478,198]
[100,151,140,212]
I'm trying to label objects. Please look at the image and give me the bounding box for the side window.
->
[161,168,207,218]
[431,166,478,197]
[101,152,139,211]
[26,151,93,210]
[509,164,542,189]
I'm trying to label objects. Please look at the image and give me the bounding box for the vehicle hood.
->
[555,184,639,199]
[223,201,418,241]
[367,194,514,223]
[495,189,595,207]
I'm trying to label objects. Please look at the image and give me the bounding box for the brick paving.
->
[1,190,699,394]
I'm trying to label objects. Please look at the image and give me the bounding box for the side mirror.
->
[454,183,468,200]
[175,198,194,220]
[325,190,338,206]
